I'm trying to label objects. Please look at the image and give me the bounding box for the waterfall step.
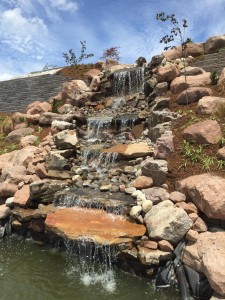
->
[45,207,146,245]
[54,188,135,214]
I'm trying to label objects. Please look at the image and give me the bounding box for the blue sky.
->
[0,0,225,81]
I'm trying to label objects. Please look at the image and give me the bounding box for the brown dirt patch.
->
[56,63,103,80]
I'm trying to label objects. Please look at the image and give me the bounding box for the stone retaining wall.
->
[0,74,70,113]
[191,51,225,75]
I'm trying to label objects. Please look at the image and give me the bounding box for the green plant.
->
[219,136,225,147]
[51,99,64,113]
[63,40,94,66]
[182,140,204,163]
[210,71,219,85]
[201,156,215,171]
[217,159,225,170]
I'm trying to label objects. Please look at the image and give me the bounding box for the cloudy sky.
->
[0,0,225,81]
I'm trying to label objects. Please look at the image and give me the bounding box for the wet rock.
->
[170,73,211,94]
[197,96,225,115]
[182,232,225,296]
[142,187,169,204]
[54,130,78,149]
[144,200,193,243]
[148,109,181,128]
[45,152,70,171]
[47,170,73,179]
[176,87,213,104]
[0,204,10,219]
[11,207,35,222]
[182,120,222,145]
[6,127,34,143]
[138,247,172,265]
[45,207,146,245]
[177,174,225,219]
[141,158,168,186]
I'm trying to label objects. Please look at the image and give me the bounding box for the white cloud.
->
[49,0,79,12]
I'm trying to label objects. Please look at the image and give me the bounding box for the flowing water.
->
[0,236,180,300]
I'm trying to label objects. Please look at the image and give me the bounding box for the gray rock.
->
[144,200,193,243]
[6,128,34,142]
[45,152,70,171]
[39,112,73,126]
[154,82,168,96]
[51,120,75,131]
[141,158,168,186]
[0,204,11,219]
[142,187,170,204]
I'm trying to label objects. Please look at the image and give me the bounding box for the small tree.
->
[156,12,190,58]
[100,47,120,62]
[63,40,94,66]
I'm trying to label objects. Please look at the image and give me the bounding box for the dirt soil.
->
[56,63,103,80]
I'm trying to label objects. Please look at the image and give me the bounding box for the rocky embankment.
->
[0,34,225,299]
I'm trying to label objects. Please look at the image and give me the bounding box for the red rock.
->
[182,232,225,296]
[133,176,153,189]
[175,202,198,214]
[176,87,213,104]
[177,174,225,219]
[35,163,48,179]
[186,229,199,242]
[6,128,34,143]
[102,142,153,158]
[45,207,146,245]
[158,240,174,252]
[182,120,222,145]
[197,96,225,115]
[13,185,30,208]
[188,213,199,223]
[193,217,208,232]
[140,240,158,250]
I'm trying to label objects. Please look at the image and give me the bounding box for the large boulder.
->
[182,120,222,145]
[177,87,213,104]
[182,232,225,296]
[26,101,51,115]
[144,200,192,243]
[155,64,180,83]
[197,96,225,115]
[170,73,211,94]
[141,158,168,186]
[61,80,89,103]
[218,67,225,85]
[162,43,204,60]
[180,66,206,76]
[39,112,73,126]
[204,35,225,54]
[177,174,225,219]
[6,128,34,143]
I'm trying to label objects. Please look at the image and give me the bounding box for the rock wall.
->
[191,51,225,75]
[0,74,69,113]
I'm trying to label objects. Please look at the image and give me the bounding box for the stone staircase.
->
[0,74,70,113]
[191,51,225,75]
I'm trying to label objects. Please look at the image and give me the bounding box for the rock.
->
[45,207,146,245]
[26,101,51,115]
[169,191,186,203]
[125,187,136,194]
[148,109,181,128]
[205,35,225,54]
[35,163,48,179]
[140,240,158,250]
[129,205,142,219]
[13,185,30,207]
[197,96,225,115]
[141,158,168,186]
[155,82,168,96]
[84,68,101,79]
[54,130,78,149]
[182,120,222,145]
[45,152,70,171]
[102,142,153,158]
[51,120,75,132]
[12,112,25,124]
[162,43,204,60]
[30,180,68,205]
[217,147,225,160]
[136,56,147,67]
[148,122,172,143]
[177,87,213,104]
[39,112,73,126]
[141,200,153,213]
[133,176,153,189]
[193,217,208,232]
[170,73,211,94]
[138,247,172,265]
[0,204,10,219]
[186,229,199,242]
[177,174,225,219]
[182,232,225,296]
[158,240,174,252]
[5,197,14,208]
[89,76,100,91]
[210,292,225,300]
[20,135,39,147]
[188,213,199,223]
[100,184,112,191]
[150,97,170,112]
[6,127,34,142]
[144,200,193,243]
[143,77,157,97]
[142,187,169,204]
[153,131,174,159]
[218,67,225,85]
[156,63,180,83]
[175,202,198,214]
[180,66,206,76]
[61,80,89,103]
[24,114,40,125]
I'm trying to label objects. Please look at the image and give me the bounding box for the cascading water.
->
[87,117,112,141]
[112,67,145,96]
[81,150,118,170]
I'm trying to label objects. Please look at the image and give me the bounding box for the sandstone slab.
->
[102,142,153,158]
[45,207,146,245]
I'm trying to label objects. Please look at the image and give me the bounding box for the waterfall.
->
[112,67,145,96]
[113,114,137,132]
[87,117,112,141]
[81,150,118,170]
[64,239,117,293]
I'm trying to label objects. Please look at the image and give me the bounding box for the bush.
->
[210,71,219,85]
[100,47,120,62]
[63,41,94,66]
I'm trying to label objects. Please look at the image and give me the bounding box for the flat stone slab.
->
[102,142,153,158]
[45,207,146,245]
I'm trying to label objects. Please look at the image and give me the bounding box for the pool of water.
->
[0,236,180,300]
